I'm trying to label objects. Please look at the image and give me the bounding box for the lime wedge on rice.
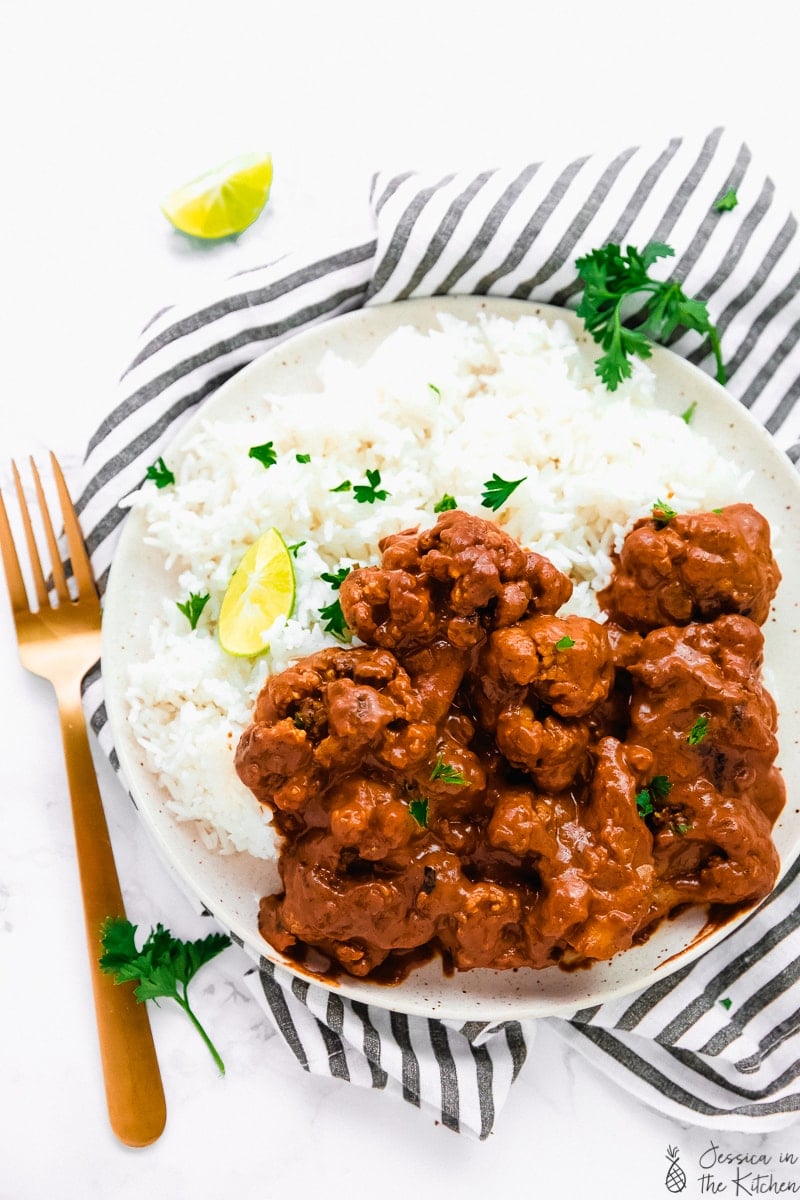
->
[218,528,295,657]
[160,152,273,239]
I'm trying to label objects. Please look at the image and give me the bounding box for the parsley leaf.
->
[353,468,390,504]
[286,540,306,558]
[428,382,441,399]
[318,567,351,641]
[636,775,672,819]
[145,456,175,489]
[295,453,311,464]
[430,754,468,786]
[177,591,210,630]
[555,635,575,651]
[481,472,527,512]
[330,479,352,493]
[652,498,678,526]
[409,796,429,827]
[575,241,726,391]
[99,918,231,1073]
[714,188,739,213]
[320,567,350,590]
[248,441,278,469]
[434,493,458,513]
[681,400,697,424]
[687,714,710,745]
[719,996,733,1011]
[636,788,655,818]
[650,775,673,801]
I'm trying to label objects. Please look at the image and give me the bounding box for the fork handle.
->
[56,680,167,1147]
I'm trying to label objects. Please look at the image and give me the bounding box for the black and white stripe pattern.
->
[79,127,800,1137]
[251,958,527,1139]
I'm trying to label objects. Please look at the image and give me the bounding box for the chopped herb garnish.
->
[409,796,429,827]
[712,507,723,514]
[248,441,278,469]
[636,774,672,819]
[286,540,306,558]
[330,479,352,493]
[430,754,468,787]
[719,997,733,1011]
[320,567,350,590]
[318,597,349,641]
[99,918,231,1074]
[295,453,311,464]
[636,789,655,818]
[714,188,739,213]
[681,400,697,424]
[575,241,726,390]
[434,493,458,513]
[652,498,678,526]
[145,456,175,488]
[673,822,692,836]
[650,775,673,801]
[555,635,575,651]
[354,468,390,504]
[687,714,710,745]
[318,566,352,641]
[428,382,441,399]
[176,591,210,630]
[481,472,527,512]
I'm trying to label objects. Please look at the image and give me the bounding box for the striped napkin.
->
[79,126,800,1139]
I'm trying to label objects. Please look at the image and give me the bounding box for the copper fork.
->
[0,453,166,1147]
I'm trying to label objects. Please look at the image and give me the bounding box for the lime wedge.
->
[160,152,273,240]
[219,528,295,657]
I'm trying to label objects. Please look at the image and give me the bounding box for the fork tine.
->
[0,485,29,614]
[27,458,70,602]
[50,452,97,600]
[12,460,51,607]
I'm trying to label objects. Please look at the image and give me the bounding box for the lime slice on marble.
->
[161,152,273,239]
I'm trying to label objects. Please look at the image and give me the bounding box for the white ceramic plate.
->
[102,296,800,1021]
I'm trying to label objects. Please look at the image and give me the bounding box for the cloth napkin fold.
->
[79,126,800,1139]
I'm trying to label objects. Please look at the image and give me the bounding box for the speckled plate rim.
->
[101,296,800,1021]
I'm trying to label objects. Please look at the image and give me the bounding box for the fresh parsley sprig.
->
[575,241,726,391]
[248,441,278,469]
[430,754,468,786]
[177,591,210,630]
[636,774,673,819]
[409,796,429,827]
[434,494,457,513]
[99,918,231,1074]
[354,469,390,504]
[320,567,351,589]
[145,457,175,489]
[652,498,678,527]
[555,635,575,651]
[687,714,710,745]
[318,566,351,641]
[714,188,738,213]
[481,473,527,513]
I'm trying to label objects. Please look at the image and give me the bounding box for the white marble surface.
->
[2,3,800,1196]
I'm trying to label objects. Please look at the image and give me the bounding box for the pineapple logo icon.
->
[665,1145,687,1193]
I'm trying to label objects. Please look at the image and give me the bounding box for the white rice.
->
[124,311,750,859]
